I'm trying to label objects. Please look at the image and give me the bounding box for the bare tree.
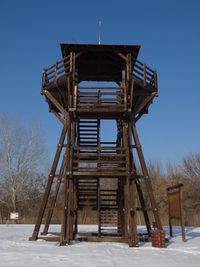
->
[182,153,200,210]
[182,153,200,179]
[0,115,48,214]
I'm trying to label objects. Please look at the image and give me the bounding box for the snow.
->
[0,225,200,266]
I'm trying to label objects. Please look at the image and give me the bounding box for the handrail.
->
[42,54,158,91]
[132,56,158,89]
[42,55,71,87]
[77,86,124,107]
[74,146,126,151]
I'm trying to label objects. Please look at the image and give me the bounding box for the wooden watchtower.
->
[30,43,162,246]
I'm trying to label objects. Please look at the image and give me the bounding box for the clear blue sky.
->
[0,0,199,164]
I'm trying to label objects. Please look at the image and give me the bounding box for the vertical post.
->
[42,68,46,88]
[130,79,134,111]
[180,187,186,242]
[54,62,58,85]
[126,54,131,111]
[126,53,130,83]
[97,95,101,238]
[74,195,78,237]
[122,70,127,111]
[68,118,76,242]
[167,191,173,237]
[74,118,80,237]
[60,119,71,245]
[98,182,101,238]
[128,121,138,246]
[154,71,157,89]
[71,52,76,109]
[123,121,128,241]
[70,52,73,73]
[143,63,146,87]
[68,180,74,242]
[74,84,78,110]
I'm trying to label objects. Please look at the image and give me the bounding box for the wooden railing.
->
[77,86,124,109]
[132,57,157,89]
[41,54,157,92]
[42,54,71,87]
[73,146,127,175]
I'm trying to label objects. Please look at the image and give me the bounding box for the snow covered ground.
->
[0,225,200,267]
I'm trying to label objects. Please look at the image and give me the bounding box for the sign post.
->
[167,184,185,241]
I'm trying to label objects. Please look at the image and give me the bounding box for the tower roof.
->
[60,43,140,81]
[60,43,140,57]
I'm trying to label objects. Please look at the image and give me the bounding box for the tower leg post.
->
[29,125,67,241]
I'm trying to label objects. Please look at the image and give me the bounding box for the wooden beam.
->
[131,123,162,230]
[51,109,65,125]
[44,90,69,119]
[134,93,156,115]
[128,122,138,246]
[29,125,67,241]
[60,119,71,245]
[41,153,66,235]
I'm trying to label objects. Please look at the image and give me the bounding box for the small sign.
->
[10,212,19,220]
[167,184,185,241]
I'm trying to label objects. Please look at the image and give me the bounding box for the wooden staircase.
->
[77,178,98,209]
[75,118,123,236]
[75,118,99,210]
[99,189,122,236]
[78,118,99,148]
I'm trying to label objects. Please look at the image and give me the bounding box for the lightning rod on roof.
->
[98,20,101,45]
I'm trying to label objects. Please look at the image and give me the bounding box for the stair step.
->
[79,137,97,142]
[101,220,118,223]
[78,133,98,136]
[79,131,98,133]
[78,181,98,184]
[79,141,98,144]
[79,125,98,128]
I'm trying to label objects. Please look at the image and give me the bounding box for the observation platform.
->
[41,43,158,121]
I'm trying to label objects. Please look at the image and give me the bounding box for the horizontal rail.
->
[132,56,158,89]
[78,86,120,89]
[42,54,72,88]
[77,87,124,109]
[74,147,126,151]
[74,154,126,158]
